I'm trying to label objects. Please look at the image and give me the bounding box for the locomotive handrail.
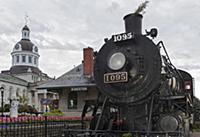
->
[158,41,185,83]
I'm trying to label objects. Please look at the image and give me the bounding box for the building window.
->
[34,57,37,64]
[23,90,26,97]
[12,56,14,65]
[22,55,26,63]
[16,55,19,63]
[28,56,32,63]
[68,92,77,109]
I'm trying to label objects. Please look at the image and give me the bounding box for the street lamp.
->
[0,87,4,117]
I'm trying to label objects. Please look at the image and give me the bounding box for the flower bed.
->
[0,116,92,123]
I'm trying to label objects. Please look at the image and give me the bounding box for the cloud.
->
[0,0,200,98]
[177,64,200,71]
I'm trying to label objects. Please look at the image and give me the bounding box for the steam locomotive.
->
[64,13,194,137]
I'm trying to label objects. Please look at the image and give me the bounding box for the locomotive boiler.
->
[90,13,194,137]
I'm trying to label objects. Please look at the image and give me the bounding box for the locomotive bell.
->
[123,13,143,34]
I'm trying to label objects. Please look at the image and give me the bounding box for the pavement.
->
[191,132,200,137]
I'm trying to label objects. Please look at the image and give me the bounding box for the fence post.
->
[45,116,48,137]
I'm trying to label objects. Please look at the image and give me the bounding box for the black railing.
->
[0,116,85,137]
[0,116,186,137]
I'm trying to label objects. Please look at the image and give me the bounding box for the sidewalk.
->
[191,132,200,137]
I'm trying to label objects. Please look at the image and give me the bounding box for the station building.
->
[39,47,99,116]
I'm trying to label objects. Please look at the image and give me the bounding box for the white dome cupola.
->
[10,25,40,74]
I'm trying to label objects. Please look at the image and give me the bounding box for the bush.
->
[18,104,28,113]
[193,124,200,132]
[122,133,132,137]
[18,104,38,114]
[0,104,10,112]
[4,104,10,112]
[43,109,64,116]
[27,105,38,114]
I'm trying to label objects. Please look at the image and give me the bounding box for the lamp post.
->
[0,87,4,117]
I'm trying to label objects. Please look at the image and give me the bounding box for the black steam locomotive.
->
[64,13,194,137]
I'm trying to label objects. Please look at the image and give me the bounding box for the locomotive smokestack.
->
[123,13,143,34]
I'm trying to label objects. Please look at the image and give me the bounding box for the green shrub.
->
[43,109,64,116]
[0,104,10,112]
[193,124,200,132]
[4,104,10,112]
[122,133,132,137]
[18,104,38,114]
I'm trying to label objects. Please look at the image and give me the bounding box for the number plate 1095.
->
[104,72,128,83]
[112,32,133,42]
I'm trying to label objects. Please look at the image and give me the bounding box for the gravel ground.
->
[191,132,200,137]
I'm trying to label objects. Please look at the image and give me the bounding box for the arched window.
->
[68,92,77,109]
[16,88,20,97]
[9,86,13,99]
[34,57,37,64]
[23,90,26,96]
[16,55,20,63]
[28,56,32,63]
[22,55,26,63]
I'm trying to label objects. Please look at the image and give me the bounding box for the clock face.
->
[34,46,38,52]
[15,44,20,50]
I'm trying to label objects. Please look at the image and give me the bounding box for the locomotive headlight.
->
[108,52,126,70]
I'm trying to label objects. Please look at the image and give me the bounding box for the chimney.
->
[83,47,94,76]
[123,13,143,34]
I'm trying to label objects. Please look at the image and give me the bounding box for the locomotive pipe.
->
[123,13,143,34]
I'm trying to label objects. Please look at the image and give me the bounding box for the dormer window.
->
[15,44,20,50]
[34,47,38,52]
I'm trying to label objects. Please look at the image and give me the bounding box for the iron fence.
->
[0,116,85,137]
[0,116,186,137]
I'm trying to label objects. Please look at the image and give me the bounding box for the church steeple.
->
[22,25,30,40]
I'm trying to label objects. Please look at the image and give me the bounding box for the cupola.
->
[22,25,30,40]
[10,24,40,74]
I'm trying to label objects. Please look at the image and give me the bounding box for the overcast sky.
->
[0,0,200,98]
